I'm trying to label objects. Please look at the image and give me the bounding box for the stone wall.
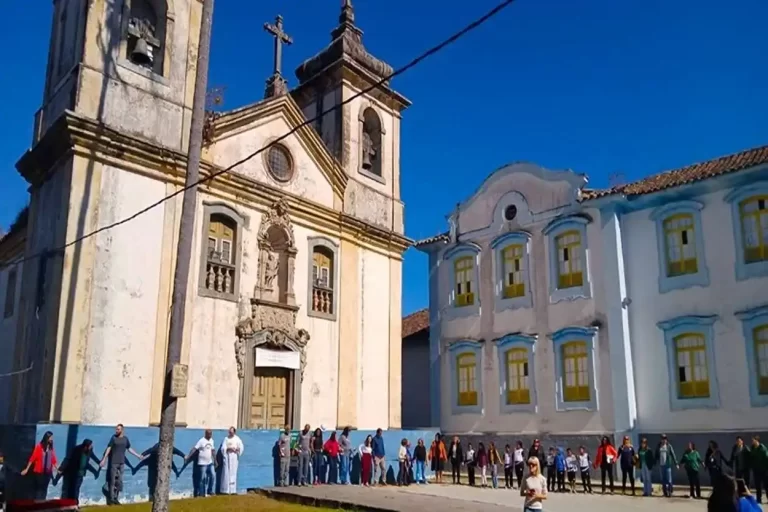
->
[0,424,437,505]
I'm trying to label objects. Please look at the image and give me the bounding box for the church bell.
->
[131,37,153,66]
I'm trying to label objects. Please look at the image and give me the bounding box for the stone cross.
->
[263,15,293,76]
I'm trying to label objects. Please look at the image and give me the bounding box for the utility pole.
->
[151,1,214,511]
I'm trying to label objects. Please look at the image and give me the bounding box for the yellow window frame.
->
[739,195,768,263]
[755,325,768,395]
[457,352,478,406]
[555,231,584,289]
[454,256,475,307]
[506,348,530,404]
[674,333,710,399]
[502,245,525,298]
[663,213,698,276]
[562,341,590,402]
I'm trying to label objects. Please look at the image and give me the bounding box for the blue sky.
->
[1,0,767,315]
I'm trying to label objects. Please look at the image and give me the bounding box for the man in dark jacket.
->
[730,436,751,485]
[750,435,768,504]
[58,439,93,504]
[448,437,464,485]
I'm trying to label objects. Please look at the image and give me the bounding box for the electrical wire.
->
[0,0,518,271]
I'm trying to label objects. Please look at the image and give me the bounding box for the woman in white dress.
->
[219,426,245,494]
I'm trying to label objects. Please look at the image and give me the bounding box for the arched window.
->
[307,237,339,320]
[360,107,383,178]
[199,204,244,301]
[126,0,168,75]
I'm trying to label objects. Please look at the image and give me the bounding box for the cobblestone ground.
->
[263,483,708,511]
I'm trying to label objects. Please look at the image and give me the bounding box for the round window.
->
[266,144,294,182]
[504,204,518,221]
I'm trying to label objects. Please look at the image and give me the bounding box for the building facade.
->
[416,147,768,444]
[0,0,409,431]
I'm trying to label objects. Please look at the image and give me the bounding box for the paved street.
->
[261,483,708,511]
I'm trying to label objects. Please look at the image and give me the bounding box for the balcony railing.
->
[312,285,334,315]
[204,257,235,295]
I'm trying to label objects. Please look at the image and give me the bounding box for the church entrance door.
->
[250,367,293,429]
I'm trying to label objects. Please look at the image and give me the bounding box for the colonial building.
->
[0,0,409,431]
[416,147,768,445]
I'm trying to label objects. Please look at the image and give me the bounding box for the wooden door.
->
[250,367,291,429]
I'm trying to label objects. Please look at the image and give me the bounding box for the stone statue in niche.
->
[361,130,376,170]
[263,251,279,289]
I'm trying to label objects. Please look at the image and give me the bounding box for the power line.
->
[1,0,517,271]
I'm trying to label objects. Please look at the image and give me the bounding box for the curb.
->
[254,487,398,512]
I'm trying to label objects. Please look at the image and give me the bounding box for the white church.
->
[0,0,408,431]
[415,147,768,445]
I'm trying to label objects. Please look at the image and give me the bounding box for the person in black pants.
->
[578,446,593,493]
[59,439,94,504]
[465,443,476,487]
[729,436,751,487]
[503,445,513,488]
[448,436,464,485]
[618,436,636,495]
[546,446,556,492]
[595,436,617,494]
[750,436,768,504]
[514,441,525,489]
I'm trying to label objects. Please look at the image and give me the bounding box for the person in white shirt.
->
[565,448,578,493]
[578,446,593,493]
[185,429,216,497]
[465,443,476,487]
[521,457,547,511]
[514,441,525,489]
[219,427,245,494]
[504,444,513,489]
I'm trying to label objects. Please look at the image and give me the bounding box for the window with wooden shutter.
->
[674,333,710,399]
[562,341,590,402]
[555,231,584,289]
[457,352,478,406]
[506,348,530,404]
[502,245,525,298]
[663,214,698,276]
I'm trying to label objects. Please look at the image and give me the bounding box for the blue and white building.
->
[416,145,768,448]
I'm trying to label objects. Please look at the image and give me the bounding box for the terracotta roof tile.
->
[413,232,449,248]
[402,308,429,338]
[585,144,768,200]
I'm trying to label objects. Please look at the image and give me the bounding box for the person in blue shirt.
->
[555,447,567,492]
[372,428,387,486]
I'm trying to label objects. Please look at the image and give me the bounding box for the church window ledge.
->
[358,105,386,184]
[657,315,720,411]
[307,237,339,321]
[735,305,768,408]
[724,182,768,281]
[491,232,533,312]
[550,326,599,412]
[198,202,246,302]
[448,340,484,415]
[650,201,710,294]
[496,334,537,414]
[443,243,481,319]
[543,216,592,304]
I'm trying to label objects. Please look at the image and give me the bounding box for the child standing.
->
[546,447,556,492]
[477,443,488,487]
[504,445,513,489]
[555,447,566,492]
[578,446,592,493]
[514,441,525,489]
[465,443,476,487]
[413,439,427,485]
[489,441,502,489]
[565,448,578,493]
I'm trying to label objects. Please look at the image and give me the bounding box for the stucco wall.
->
[81,166,165,426]
[358,248,394,430]
[429,164,614,435]
[0,424,439,505]
[210,115,335,210]
[622,186,768,432]
[0,260,23,423]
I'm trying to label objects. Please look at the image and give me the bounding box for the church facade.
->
[416,148,768,445]
[0,0,409,431]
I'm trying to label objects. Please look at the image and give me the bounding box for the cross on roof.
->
[263,15,293,76]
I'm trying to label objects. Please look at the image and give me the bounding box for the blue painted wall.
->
[0,425,438,505]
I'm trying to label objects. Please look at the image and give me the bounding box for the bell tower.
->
[35,0,202,152]
[291,0,410,233]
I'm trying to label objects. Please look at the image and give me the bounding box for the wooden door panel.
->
[250,367,291,430]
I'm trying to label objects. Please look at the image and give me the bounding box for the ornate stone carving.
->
[257,198,294,249]
[263,251,279,289]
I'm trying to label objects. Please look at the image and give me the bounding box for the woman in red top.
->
[323,432,341,484]
[593,436,618,494]
[21,431,58,499]
[428,433,448,484]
